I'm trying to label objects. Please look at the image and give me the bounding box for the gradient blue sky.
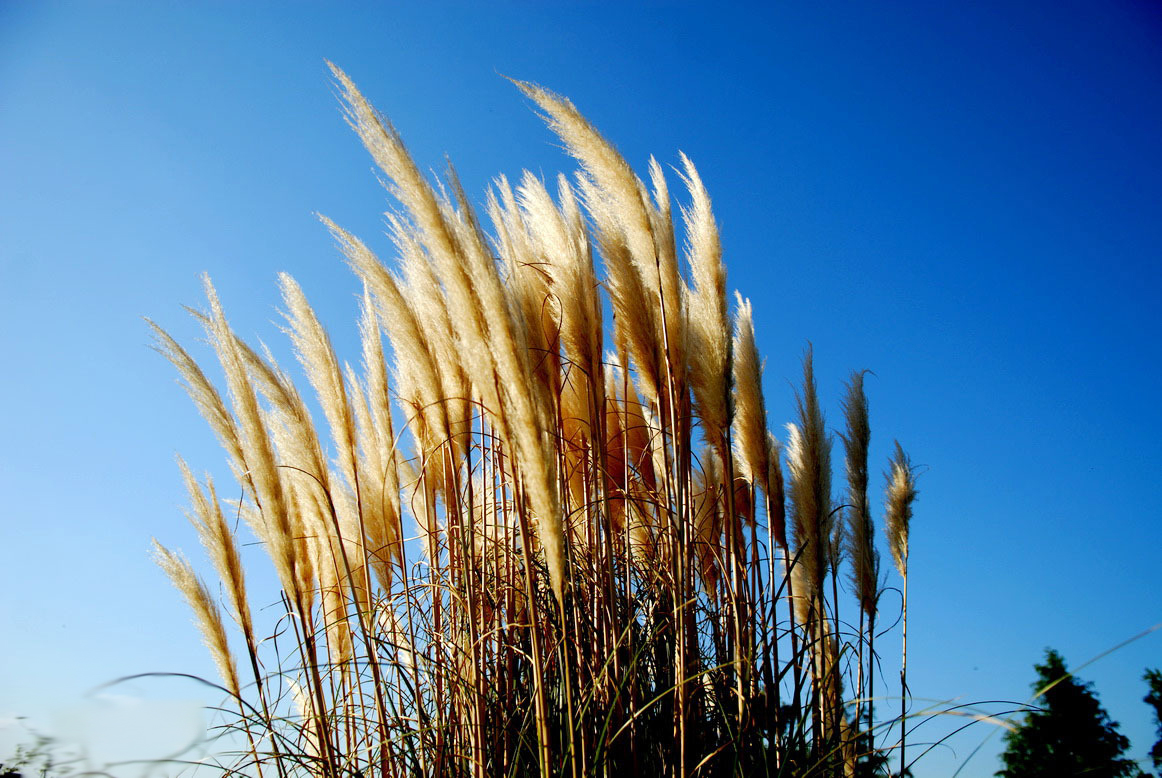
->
[2,2,1160,775]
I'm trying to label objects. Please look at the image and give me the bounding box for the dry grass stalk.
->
[885,440,919,777]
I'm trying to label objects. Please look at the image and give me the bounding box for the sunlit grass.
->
[152,64,920,778]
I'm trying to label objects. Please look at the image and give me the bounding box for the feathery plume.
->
[153,541,240,697]
[681,154,730,458]
[884,442,918,578]
[513,81,655,274]
[147,321,247,488]
[841,371,878,618]
[522,82,685,409]
[178,459,254,642]
[731,294,769,487]
[786,347,833,598]
[279,273,359,498]
[201,276,301,608]
[324,218,452,451]
[766,430,788,548]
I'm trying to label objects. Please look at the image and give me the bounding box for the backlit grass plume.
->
[152,64,923,778]
[885,441,918,579]
[884,440,919,777]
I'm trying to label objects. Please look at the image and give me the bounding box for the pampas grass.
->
[885,441,919,777]
[152,65,923,778]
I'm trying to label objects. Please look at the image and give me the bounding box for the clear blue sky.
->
[2,2,1160,775]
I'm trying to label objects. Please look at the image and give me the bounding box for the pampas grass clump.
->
[152,64,920,778]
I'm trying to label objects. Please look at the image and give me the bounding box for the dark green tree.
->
[997,648,1142,778]
[1144,668,1162,773]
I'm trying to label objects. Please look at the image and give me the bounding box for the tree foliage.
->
[1144,668,1162,773]
[997,649,1141,778]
